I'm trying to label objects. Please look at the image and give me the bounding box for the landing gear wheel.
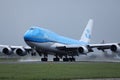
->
[69,58,73,62]
[53,58,60,62]
[41,58,48,62]
[69,58,75,62]
[31,52,36,56]
[63,58,69,62]
[72,58,75,62]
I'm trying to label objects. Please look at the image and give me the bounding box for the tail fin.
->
[80,19,93,44]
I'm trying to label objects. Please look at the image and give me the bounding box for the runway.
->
[0,54,120,64]
[0,60,120,64]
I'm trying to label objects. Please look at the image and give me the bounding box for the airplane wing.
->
[0,45,31,49]
[56,43,120,54]
[0,45,32,56]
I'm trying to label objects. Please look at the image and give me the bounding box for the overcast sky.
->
[0,0,120,46]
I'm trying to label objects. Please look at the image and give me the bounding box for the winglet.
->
[80,19,93,44]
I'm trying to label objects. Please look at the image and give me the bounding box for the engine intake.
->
[110,44,120,52]
[78,46,89,54]
[2,47,13,55]
[15,48,27,56]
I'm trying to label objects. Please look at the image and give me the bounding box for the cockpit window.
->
[30,28,34,30]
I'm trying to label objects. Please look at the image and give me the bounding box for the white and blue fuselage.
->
[24,26,88,55]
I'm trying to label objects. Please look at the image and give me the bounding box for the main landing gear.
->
[40,57,76,62]
[53,55,76,62]
[41,54,48,62]
[63,57,75,62]
[41,58,48,61]
[40,53,76,62]
[53,55,60,62]
[53,56,76,62]
[53,58,60,62]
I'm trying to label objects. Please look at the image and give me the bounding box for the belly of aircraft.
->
[25,41,67,54]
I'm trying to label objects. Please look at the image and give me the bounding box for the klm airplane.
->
[0,19,120,61]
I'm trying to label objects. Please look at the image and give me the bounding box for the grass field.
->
[0,62,120,80]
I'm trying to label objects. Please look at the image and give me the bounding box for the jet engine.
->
[2,47,13,55]
[78,46,89,54]
[15,48,27,56]
[110,44,120,52]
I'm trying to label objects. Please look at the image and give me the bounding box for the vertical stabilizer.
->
[80,19,93,44]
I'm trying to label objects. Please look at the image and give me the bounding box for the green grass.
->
[0,58,18,62]
[0,62,120,80]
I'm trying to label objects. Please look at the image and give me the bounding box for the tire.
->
[41,58,48,62]
[69,58,75,62]
[63,58,69,62]
[53,58,60,62]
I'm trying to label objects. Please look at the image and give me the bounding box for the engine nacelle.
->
[110,44,120,52]
[15,48,27,56]
[78,46,89,54]
[2,47,13,55]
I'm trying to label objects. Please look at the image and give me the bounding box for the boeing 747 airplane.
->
[0,19,119,61]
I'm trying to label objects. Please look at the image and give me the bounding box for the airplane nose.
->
[24,27,42,42]
[24,31,32,41]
